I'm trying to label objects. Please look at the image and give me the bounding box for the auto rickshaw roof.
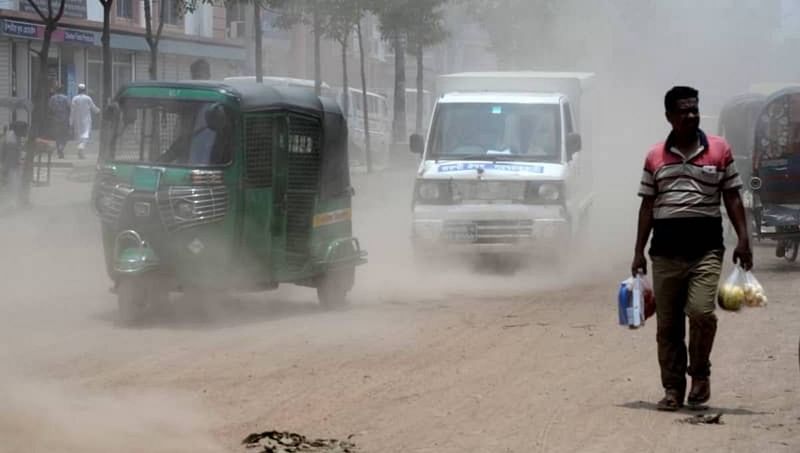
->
[762,86,800,107]
[118,80,339,117]
[719,93,766,114]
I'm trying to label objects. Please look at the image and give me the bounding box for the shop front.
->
[0,16,245,126]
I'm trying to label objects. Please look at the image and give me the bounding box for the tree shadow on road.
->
[617,400,773,416]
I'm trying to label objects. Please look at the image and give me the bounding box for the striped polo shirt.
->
[638,130,743,257]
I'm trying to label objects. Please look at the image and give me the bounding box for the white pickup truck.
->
[409,71,595,263]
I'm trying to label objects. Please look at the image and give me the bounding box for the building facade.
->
[0,0,246,126]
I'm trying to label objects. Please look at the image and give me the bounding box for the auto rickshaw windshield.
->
[109,99,234,166]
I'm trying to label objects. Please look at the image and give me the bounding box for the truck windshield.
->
[109,99,233,166]
[428,103,562,162]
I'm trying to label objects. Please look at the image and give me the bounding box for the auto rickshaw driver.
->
[159,103,232,166]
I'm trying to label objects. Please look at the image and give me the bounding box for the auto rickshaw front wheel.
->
[116,275,168,326]
[316,267,355,309]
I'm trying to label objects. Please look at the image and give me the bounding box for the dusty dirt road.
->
[0,169,798,453]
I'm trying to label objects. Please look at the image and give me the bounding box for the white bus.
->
[338,87,390,169]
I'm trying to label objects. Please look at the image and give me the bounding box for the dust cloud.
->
[0,377,222,453]
[1,2,796,452]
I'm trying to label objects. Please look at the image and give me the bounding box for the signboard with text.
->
[2,19,40,39]
[0,19,98,46]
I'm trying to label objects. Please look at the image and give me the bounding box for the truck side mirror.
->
[566,132,582,158]
[409,133,424,154]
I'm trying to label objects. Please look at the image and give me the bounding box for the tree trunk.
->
[101,1,112,107]
[416,43,423,134]
[19,25,54,206]
[143,0,158,80]
[149,45,158,80]
[253,2,263,83]
[392,34,406,144]
[340,40,348,117]
[99,1,113,162]
[313,5,321,96]
[356,19,371,173]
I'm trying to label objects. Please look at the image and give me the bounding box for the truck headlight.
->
[538,183,561,202]
[525,182,563,204]
[415,180,452,204]
[418,182,441,201]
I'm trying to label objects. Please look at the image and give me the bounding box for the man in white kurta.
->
[70,83,100,159]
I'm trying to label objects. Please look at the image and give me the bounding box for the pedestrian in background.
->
[70,83,100,160]
[48,84,71,159]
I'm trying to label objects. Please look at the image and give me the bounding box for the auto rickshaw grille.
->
[286,115,322,271]
[157,185,229,232]
[244,114,273,188]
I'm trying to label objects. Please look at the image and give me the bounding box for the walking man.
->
[631,86,753,411]
[70,83,100,159]
[48,84,71,159]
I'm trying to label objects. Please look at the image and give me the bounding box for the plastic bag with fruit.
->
[618,273,656,328]
[718,266,768,311]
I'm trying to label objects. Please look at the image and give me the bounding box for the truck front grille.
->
[443,219,534,244]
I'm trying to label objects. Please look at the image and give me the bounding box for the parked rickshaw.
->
[750,87,800,262]
[718,94,766,183]
[94,80,366,323]
[717,93,766,241]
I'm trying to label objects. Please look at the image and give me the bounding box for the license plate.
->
[762,225,777,234]
[446,224,477,242]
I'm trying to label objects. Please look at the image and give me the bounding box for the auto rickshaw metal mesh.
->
[244,113,274,188]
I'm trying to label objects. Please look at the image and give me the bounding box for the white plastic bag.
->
[618,273,655,328]
[718,266,767,311]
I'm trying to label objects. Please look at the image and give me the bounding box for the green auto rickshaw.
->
[93,80,366,324]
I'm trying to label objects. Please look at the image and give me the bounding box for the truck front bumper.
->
[412,203,569,255]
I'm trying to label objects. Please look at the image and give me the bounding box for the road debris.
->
[677,413,723,425]
[502,323,530,329]
[242,430,358,453]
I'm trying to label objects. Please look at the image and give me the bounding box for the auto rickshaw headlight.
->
[175,201,196,219]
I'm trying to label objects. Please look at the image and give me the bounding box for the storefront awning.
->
[110,33,246,61]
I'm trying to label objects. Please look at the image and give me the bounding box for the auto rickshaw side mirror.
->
[566,132,582,158]
[205,103,229,132]
[409,133,424,154]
